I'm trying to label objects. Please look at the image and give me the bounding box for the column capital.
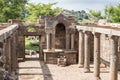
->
[107,34,117,38]
[93,33,101,37]
[110,35,119,40]
[83,31,91,35]
[79,30,83,33]
[108,35,119,42]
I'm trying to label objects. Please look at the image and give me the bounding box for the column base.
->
[84,68,90,73]
[78,64,83,68]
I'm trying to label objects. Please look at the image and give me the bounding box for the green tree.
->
[26,3,62,23]
[0,0,28,22]
[62,9,89,21]
[89,10,103,20]
[104,4,120,23]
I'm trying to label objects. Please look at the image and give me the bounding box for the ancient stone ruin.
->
[0,13,120,80]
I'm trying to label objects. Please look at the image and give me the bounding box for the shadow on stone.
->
[39,61,53,80]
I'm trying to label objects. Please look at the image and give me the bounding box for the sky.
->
[29,0,120,11]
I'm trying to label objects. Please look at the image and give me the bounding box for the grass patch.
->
[25,37,39,51]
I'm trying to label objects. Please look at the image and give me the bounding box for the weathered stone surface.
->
[1,14,120,80]
[43,49,77,64]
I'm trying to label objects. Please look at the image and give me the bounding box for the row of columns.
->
[46,33,75,50]
[78,31,119,80]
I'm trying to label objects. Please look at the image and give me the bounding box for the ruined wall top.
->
[36,13,77,34]
[0,24,19,42]
[76,21,120,36]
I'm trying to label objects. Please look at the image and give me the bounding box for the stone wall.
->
[44,51,77,65]
[100,34,120,69]
[0,24,19,79]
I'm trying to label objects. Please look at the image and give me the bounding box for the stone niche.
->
[55,23,66,49]
[43,13,78,65]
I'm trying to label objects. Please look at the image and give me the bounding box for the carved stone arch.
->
[53,18,71,29]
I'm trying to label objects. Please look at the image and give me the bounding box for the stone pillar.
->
[78,31,84,67]
[94,33,101,80]
[12,33,17,71]
[10,36,15,71]
[66,34,70,50]
[109,36,118,80]
[46,33,50,50]
[39,36,44,60]
[5,38,11,73]
[17,36,25,59]
[3,42,7,68]
[52,33,55,50]
[39,36,41,59]
[8,37,12,72]
[84,31,90,72]
[0,42,6,80]
[15,31,19,68]
[71,34,74,50]
[44,53,47,63]
[3,41,7,57]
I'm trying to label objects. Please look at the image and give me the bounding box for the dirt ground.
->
[18,55,120,80]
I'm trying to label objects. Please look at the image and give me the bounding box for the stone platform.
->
[43,49,77,65]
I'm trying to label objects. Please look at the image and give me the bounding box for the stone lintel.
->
[76,25,120,36]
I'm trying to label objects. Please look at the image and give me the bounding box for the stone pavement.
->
[18,55,120,80]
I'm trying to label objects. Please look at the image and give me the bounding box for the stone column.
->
[15,31,19,68]
[0,42,6,80]
[78,31,84,67]
[84,31,90,72]
[3,41,7,57]
[8,37,12,72]
[66,34,70,50]
[12,33,17,71]
[8,35,18,80]
[44,53,47,63]
[71,34,74,50]
[52,33,55,50]
[10,36,15,71]
[5,38,11,72]
[39,36,41,59]
[94,33,101,80]
[109,36,118,80]
[46,33,50,50]
[39,36,43,60]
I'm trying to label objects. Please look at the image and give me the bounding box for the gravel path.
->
[18,55,120,80]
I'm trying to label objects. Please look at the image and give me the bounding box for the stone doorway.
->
[24,36,40,60]
[55,23,66,49]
